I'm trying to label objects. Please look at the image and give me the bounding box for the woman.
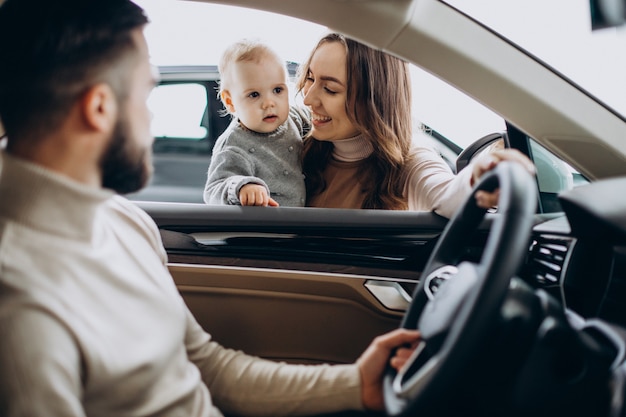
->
[297,33,533,217]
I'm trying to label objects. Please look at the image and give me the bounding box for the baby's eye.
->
[248,92,260,99]
[273,87,284,94]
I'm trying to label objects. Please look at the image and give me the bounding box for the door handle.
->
[364,280,412,311]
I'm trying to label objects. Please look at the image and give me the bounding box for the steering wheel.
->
[383,161,537,416]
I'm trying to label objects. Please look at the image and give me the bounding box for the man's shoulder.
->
[106,193,145,214]
[106,195,159,233]
[106,195,167,260]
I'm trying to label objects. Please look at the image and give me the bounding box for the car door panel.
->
[145,203,450,277]
[138,203,478,364]
[171,264,409,364]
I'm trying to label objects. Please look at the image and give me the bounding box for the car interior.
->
[126,0,626,415]
[3,0,626,415]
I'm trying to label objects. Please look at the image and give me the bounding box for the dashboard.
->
[522,177,626,328]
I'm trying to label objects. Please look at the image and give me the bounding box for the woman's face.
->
[302,41,361,141]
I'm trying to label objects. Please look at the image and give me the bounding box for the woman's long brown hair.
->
[297,33,413,210]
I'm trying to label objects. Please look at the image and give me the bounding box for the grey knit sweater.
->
[203,107,309,207]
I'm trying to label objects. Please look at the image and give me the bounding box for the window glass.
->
[135,0,504,151]
[149,83,208,140]
[410,66,505,150]
[529,138,588,212]
[134,0,327,67]
[131,0,509,202]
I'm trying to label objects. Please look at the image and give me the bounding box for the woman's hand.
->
[356,329,421,411]
[471,149,536,209]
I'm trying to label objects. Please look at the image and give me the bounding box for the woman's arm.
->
[404,147,473,218]
[405,147,535,217]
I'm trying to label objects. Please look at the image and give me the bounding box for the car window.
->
[130,0,507,204]
[410,66,505,150]
[529,139,587,213]
[135,0,507,147]
[149,83,209,140]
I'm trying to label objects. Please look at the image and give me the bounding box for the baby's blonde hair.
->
[218,39,286,95]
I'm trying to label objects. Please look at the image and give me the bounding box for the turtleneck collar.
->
[331,134,374,162]
[0,151,114,242]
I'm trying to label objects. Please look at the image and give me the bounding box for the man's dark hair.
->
[0,0,149,143]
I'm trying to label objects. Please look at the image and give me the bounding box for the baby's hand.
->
[239,184,279,207]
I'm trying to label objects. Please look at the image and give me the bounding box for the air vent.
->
[525,235,573,287]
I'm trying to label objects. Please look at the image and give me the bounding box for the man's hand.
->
[356,329,421,411]
[471,149,536,209]
[239,184,279,206]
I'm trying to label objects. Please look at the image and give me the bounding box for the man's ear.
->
[81,83,117,133]
[220,90,236,113]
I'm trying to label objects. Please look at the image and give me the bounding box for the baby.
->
[203,39,308,207]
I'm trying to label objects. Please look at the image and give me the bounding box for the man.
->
[0,0,419,415]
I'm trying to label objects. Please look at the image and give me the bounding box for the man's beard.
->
[100,116,153,195]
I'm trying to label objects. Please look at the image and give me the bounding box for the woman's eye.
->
[324,87,337,95]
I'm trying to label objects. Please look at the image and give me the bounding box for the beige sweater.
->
[0,151,362,417]
[307,135,472,217]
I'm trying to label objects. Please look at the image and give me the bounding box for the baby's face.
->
[227,57,290,134]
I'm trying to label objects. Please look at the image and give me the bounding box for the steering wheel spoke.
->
[419,261,480,341]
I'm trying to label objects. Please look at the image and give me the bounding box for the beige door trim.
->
[169,263,408,363]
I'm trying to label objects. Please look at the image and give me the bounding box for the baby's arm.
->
[204,147,271,206]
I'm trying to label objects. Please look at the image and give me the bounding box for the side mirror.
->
[456,132,509,173]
